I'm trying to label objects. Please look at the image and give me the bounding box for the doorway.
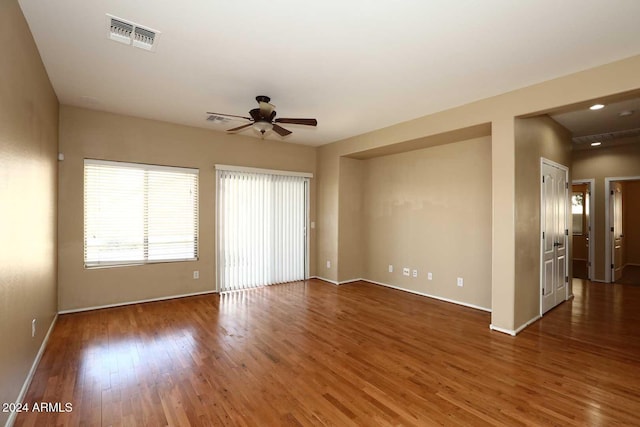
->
[606,177,640,284]
[216,165,311,292]
[540,158,569,314]
[571,180,594,280]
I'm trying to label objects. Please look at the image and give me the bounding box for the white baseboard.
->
[338,278,362,285]
[514,315,541,334]
[489,324,516,336]
[490,314,541,336]
[6,314,58,427]
[362,278,491,312]
[58,290,217,314]
[309,276,340,285]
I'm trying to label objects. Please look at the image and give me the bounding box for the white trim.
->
[539,157,567,171]
[7,314,58,427]
[363,278,492,312]
[490,315,540,336]
[572,178,595,281]
[85,158,198,174]
[309,276,340,285]
[489,324,516,336]
[215,164,313,178]
[514,315,541,334]
[309,276,492,312]
[305,180,310,280]
[339,278,362,285]
[215,170,221,293]
[58,290,216,314]
[605,175,640,283]
[490,315,541,336]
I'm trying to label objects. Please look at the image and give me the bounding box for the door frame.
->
[605,175,640,283]
[540,158,569,316]
[572,179,595,282]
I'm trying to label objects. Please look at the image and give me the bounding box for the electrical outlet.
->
[403,268,410,276]
[193,270,199,279]
[457,277,464,287]
[388,264,393,273]
[31,319,36,338]
[327,260,331,269]
[311,221,316,229]
[428,272,433,280]
[412,269,418,278]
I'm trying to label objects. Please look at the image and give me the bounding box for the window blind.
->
[217,169,308,291]
[84,159,198,267]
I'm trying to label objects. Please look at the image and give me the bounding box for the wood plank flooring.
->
[14,279,640,426]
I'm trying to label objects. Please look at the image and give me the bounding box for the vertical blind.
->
[217,168,308,292]
[84,159,199,267]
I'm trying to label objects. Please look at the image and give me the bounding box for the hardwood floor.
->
[15,279,640,426]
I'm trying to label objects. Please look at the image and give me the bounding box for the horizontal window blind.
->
[84,159,198,267]
[217,169,307,291]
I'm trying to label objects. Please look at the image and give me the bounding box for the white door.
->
[541,161,568,314]
[584,186,591,280]
[611,182,624,282]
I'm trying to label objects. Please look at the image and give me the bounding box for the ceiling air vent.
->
[106,14,160,52]
[109,18,133,45]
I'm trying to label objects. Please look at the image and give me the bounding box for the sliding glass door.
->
[216,167,309,292]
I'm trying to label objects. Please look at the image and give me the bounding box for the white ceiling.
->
[18,0,640,146]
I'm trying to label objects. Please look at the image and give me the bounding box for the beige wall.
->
[623,180,640,266]
[317,55,640,332]
[362,137,492,309]
[316,149,340,281]
[0,1,59,425]
[58,106,316,311]
[573,143,640,281]
[337,157,364,282]
[514,116,572,327]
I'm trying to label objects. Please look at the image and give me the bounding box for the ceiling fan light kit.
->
[207,96,317,138]
[253,121,273,135]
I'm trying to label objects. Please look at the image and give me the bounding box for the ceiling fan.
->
[207,95,317,137]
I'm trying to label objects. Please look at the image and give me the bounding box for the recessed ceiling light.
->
[619,110,634,117]
[591,142,602,146]
[590,104,605,110]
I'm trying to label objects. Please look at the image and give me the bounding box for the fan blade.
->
[275,118,317,126]
[259,101,276,117]
[207,112,251,120]
[272,124,292,137]
[226,123,253,132]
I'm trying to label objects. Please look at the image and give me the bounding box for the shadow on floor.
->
[616,265,640,285]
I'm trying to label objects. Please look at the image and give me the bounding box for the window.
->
[572,191,584,235]
[84,159,198,267]
[216,165,310,291]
